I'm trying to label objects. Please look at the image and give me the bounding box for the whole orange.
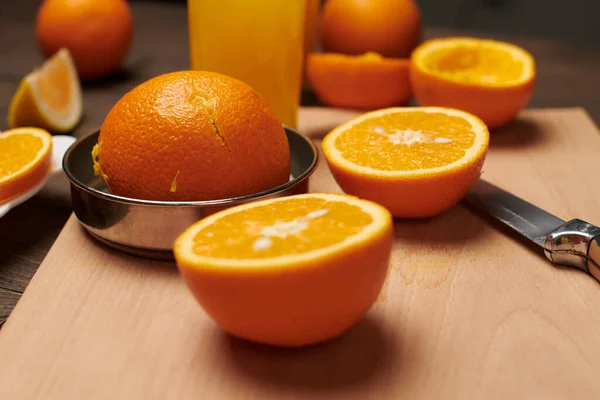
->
[93,71,290,202]
[36,0,133,81]
[320,0,422,58]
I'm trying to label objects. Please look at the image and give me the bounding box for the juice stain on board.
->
[391,246,463,289]
[376,246,459,303]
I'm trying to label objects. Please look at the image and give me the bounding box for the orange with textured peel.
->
[307,52,412,110]
[410,37,536,129]
[36,0,133,81]
[323,107,489,218]
[174,193,393,347]
[0,128,53,204]
[93,70,290,202]
[320,0,422,58]
[8,48,82,133]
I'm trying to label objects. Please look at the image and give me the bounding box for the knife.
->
[464,179,600,282]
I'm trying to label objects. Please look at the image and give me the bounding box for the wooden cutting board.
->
[1,107,600,400]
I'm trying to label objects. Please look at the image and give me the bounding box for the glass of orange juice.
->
[187,0,306,128]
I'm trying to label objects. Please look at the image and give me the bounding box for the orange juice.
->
[188,0,305,128]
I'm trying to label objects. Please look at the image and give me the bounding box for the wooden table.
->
[1,0,600,326]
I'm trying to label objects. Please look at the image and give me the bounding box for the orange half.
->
[307,52,412,110]
[322,106,489,218]
[0,127,53,204]
[174,193,393,347]
[410,37,535,129]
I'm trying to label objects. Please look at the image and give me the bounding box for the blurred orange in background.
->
[307,0,421,111]
[410,37,536,129]
[306,1,537,127]
[36,0,133,81]
[320,0,422,58]
[307,52,411,110]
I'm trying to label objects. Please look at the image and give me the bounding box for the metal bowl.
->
[63,127,318,260]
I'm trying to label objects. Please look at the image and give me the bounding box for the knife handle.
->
[544,219,600,282]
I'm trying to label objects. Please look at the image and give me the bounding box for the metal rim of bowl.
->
[62,126,319,207]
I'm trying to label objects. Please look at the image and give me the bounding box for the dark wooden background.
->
[1,0,599,326]
[417,0,600,48]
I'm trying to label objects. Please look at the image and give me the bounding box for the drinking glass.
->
[188,0,306,128]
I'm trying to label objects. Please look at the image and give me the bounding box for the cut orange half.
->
[410,37,535,129]
[322,107,489,218]
[0,127,53,204]
[307,52,412,110]
[8,48,82,133]
[174,193,393,347]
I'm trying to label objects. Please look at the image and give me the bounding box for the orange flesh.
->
[192,197,373,259]
[34,58,72,115]
[0,135,45,179]
[423,46,524,84]
[334,111,476,171]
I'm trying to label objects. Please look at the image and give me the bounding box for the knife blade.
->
[464,179,600,282]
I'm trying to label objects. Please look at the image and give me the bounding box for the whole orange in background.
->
[36,0,133,81]
[93,70,290,202]
[307,52,412,110]
[320,0,422,58]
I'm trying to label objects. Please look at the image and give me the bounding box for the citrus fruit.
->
[8,48,82,133]
[36,0,133,81]
[0,128,53,204]
[320,0,421,58]
[174,192,393,347]
[307,52,412,110]
[322,107,490,218]
[93,70,290,202]
[410,37,536,129]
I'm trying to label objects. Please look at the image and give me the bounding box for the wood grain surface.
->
[1,107,599,399]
